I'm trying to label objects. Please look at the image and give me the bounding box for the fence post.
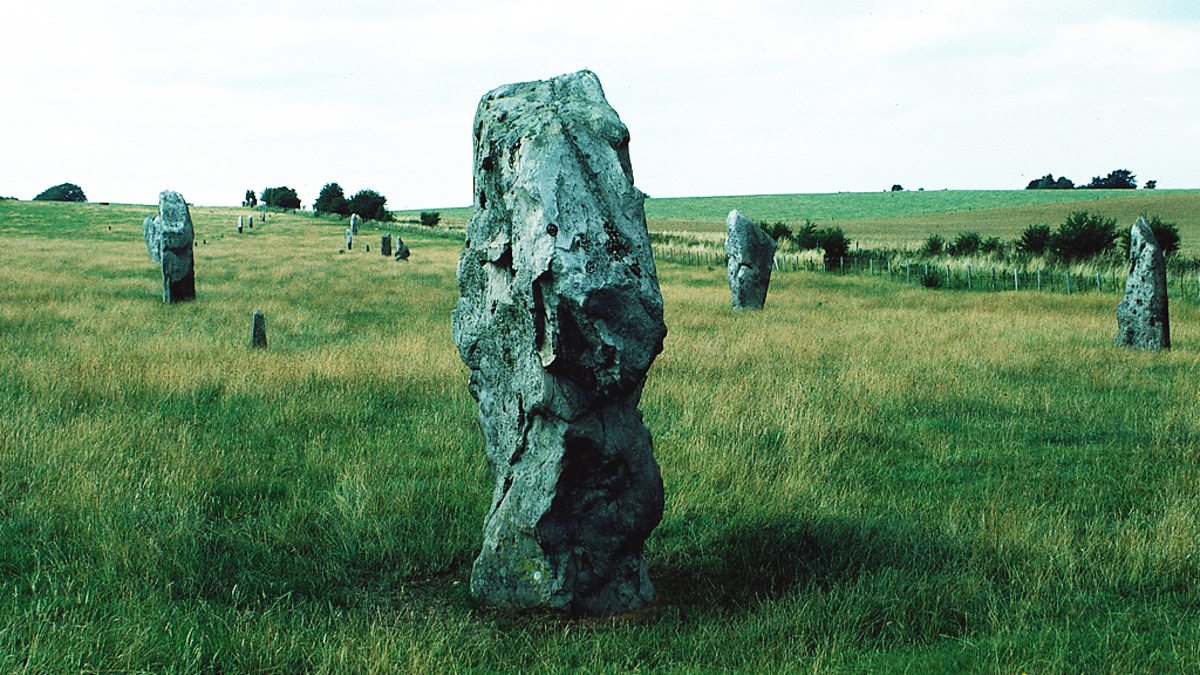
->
[991,267,997,291]
[840,256,845,272]
[1037,269,1042,291]
[888,260,893,278]
[1013,268,1019,292]
[869,258,874,276]
[906,263,911,282]
[967,266,972,290]
[1066,272,1071,295]
[1095,272,1102,292]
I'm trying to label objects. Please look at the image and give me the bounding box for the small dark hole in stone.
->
[482,156,494,171]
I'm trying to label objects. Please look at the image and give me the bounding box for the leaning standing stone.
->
[725,210,776,310]
[142,191,196,303]
[381,234,392,257]
[250,309,267,349]
[451,70,666,615]
[1115,217,1170,350]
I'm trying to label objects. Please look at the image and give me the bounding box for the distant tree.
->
[947,231,981,256]
[792,220,820,249]
[261,186,301,210]
[348,189,392,222]
[314,182,350,216]
[1025,173,1075,190]
[1144,180,1157,189]
[1049,211,1118,261]
[419,211,441,227]
[1084,169,1136,189]
[33,182,87,202]
[243,189,258,207]
[1015,224,1052,255]
[891,184,904,192]
[923,234,944,255]
[1117,214,1180,256]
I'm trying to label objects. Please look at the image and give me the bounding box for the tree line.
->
[1025,169,1156,190]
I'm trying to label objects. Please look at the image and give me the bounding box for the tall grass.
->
[2,200,1199,671]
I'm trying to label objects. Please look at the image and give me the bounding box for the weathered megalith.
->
[350,213,360,235]
[345,228,353,251]
[381,234,392,257]
[394,237,410,261]
[250,309,267,349]
[1115,217,1170,350]
[724,210,776,310]
[451,70,667,615]
[142,191,196,303]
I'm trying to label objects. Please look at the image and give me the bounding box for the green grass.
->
[399,189,1200,253]
[3,199,1200,671]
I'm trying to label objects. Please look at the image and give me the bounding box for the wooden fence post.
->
[967,266,972,290]
[1013,268,1019,291]
[1037,269,1042,291]
[1095,272,1102,292]
[1066,272,1071,295]
[991,267,997,291]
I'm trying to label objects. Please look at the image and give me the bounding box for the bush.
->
[1117,215,1181,256]
[261,186,301,210]
[815,226,850,260]
[980,237,1006,256]
[1145,180,1157,189]
[923,234,944,256]
[760,220,792,243]
[1049,211,1118,261]
[947,231,981,256]
[419,211,441,227]
[1015,224,1052,255]
[243,189,257,207]
[314,183,350,216]
[791,220,819,249]
[891,184,904,192]
[34,183,87,202]
[348,189,392,222]
[922,269,942,288]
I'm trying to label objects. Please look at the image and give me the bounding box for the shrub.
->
[1084,169,1136,189]
[760,220,792,243]
[1049,211,1118,261]
[947,231,981,256]
[348,189,392,222]
[243,189,258,207]
[792,220,819,249]
[1145,180,1157,189]
[891,184,904,192]
[419,211,441,227]
[980,237,1006,255]
[1117,215,1181,256]
[33,183,87,202]
[1025,173,1075,190]
[314,183,350,216]
[923,234,944,256]
[815,226,850,260]
[922,269,942,288]
[1015,224,1052,255]
[261,186,301,210]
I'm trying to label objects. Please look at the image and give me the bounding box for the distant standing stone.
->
[1115,217,1170,350]
[250,310,267,349]
[725,210,776,310]
[345,228,353,251]
[350,213,360,235]
[381,234,392,256]
[142,190,196,303]
[394,236,410,260]
[452,70,666,615]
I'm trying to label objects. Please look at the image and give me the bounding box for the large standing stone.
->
[724,210,776,310]
[350,213,360,235]
[345,228,353,251]
[142,191,196,303]
[451,70,667,615]
[1115,217,1170,350]
[394,237,410,261]
[381,234,392,257]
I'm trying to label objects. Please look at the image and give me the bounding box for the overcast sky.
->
[4,1,1198,208]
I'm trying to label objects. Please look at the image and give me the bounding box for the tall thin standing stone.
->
[452,71,666,615]
[142,191,196,303]
[250,310,267,349]
[1115,217,1170,350]
[724,210,777,310]
[350,213,360,235]
[345,228,353,251]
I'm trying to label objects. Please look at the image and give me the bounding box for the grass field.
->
[399,189,1200,253]
[3,199,1200,671]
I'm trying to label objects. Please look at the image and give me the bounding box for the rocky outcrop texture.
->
[142,191,195,303]
[451,70,667,615]
[1115,217,1170,350]
[725,210,776,310]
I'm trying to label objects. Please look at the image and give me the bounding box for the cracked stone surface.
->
[142,191,195,303]
[1115,217,1170,350]
[724,210,776,310]
[451,70,667,615]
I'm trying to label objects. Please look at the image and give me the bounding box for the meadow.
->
[2,199,1200,671]
[401,188,1200,253]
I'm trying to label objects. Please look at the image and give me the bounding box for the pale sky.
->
[3,1,1198,208]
